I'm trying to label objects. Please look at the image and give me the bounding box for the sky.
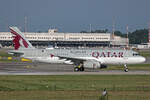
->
[0,0,150,33]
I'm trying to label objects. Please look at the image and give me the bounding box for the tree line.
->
[80,29,149,44]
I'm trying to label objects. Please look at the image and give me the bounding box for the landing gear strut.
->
[74,63,84,72]
[124,64,128,72]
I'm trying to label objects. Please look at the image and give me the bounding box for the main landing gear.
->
[74,63,84,72]
[124,64,128,72]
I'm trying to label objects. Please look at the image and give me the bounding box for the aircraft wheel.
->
[124,68,128,72]
[124,64,128,72]
[80,67,84,72]
[74,67,79,72]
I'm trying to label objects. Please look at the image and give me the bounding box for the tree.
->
[114,31,125,37]
[128,29,148,44]
[80,28,149,44]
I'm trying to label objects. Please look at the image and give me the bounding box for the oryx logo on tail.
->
[9,27,34,50]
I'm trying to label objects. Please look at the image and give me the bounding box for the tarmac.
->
[0,62,150,75]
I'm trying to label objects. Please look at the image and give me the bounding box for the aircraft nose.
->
[139,57,146,63]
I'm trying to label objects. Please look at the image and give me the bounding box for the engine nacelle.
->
[83,61,101,68]
[83,61,107,69]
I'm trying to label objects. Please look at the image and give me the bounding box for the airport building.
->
[0,29,128,47]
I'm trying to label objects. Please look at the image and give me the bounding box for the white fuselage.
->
[15,48,146,67]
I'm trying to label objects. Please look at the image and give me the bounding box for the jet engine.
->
[83,60,100,68]
[83,60,107,69]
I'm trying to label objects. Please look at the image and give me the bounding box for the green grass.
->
[0,58,20,62]
[0,50,13,57]
[0,75,150,100]
[0,49,21,62]
[138,50,150,57]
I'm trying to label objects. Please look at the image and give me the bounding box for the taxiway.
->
[0,62,150,75]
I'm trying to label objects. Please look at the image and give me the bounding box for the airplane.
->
[8,26,146,72]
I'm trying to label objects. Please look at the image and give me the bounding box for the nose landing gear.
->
[124,64,128,72]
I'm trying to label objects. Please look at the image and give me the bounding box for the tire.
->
[80,67,84,71]
[124,68,128,72]
[74,67,79,72]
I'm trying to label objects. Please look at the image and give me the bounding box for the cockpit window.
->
[133,53,140,56]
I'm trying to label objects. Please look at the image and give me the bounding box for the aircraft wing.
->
[58,56,85,61]
[57,56,99,63]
